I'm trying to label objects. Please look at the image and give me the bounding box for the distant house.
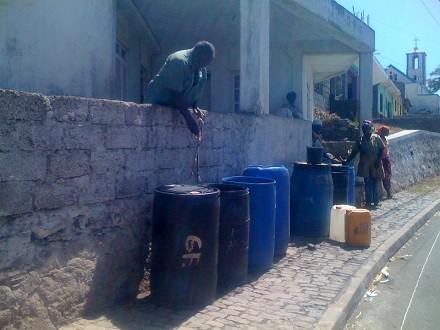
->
[1,0,376,123]
[384,46,440,115]
[372,57,402,118]
[315,56,402,119]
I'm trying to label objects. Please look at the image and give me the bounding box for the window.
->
[233,74,240,112]
[413,56,419,69]
[116,41,128,101]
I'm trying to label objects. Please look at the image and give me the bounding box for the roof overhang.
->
[306,54,359,82]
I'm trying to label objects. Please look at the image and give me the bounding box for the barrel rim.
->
[204,183,249,194]
[331,164,354,171]
[154,184,219,196]
[293,161,331,170]
[245,165,288,170]
[222,176,276,185]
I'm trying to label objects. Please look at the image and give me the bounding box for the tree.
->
[427,66,440,93]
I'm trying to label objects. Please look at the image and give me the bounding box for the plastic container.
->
[331,165,355,205]
[242,165,290,256]
[345,209,371,247]
[206,183,250,288]
[222,176,276,271]
[290,162,333,239]
[151,184,220,308]
[306,146,323,164]
[331,171,349,205]
[329,205,356,242]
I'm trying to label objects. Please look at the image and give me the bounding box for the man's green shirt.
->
[145,49,207,106]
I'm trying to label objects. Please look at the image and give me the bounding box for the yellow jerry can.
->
[345,209,371,247]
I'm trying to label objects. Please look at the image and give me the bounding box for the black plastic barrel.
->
[151,184,220,308]
[243,165,290,256]
[222,176,276,271]
[290,162,333,239]
[207,183,250,288]
[331,165,355,205]
[331,171,349,205]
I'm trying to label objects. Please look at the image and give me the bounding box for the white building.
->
[1,0,376,122]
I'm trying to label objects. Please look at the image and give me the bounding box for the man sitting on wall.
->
[145,41,215,137]
[275,91,304,119]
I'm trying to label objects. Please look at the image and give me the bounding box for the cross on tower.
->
[413,36,419,50]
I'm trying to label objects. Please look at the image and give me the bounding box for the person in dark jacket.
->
[343,120,385,209]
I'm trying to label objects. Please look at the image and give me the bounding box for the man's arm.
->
[169,89,199,137]
[343,142,360,165]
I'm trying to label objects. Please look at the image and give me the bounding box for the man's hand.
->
[169,89,200,137]
[192,107,204,120]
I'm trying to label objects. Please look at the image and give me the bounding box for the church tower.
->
[406,37,427,84]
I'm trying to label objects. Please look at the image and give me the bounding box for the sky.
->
[335,0,440,84]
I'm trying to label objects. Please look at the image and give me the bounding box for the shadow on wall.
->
[82,219,149,316]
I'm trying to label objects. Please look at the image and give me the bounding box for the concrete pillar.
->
[359,52,373,125]
[239,0,270,114]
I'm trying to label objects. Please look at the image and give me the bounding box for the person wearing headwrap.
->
[343,120,385,209]
[377,126,392,199]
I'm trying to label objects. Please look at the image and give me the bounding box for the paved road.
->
[345,212,440,330]
[60,176,440,330]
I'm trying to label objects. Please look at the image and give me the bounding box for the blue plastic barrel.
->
[243,165,290,256]
[331,165,355,205]
[222,176,276,271]
[290,162,333,239]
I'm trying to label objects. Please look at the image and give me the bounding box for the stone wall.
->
[374,115,440,134]
[0,89,310,329]
[386,130,440,192]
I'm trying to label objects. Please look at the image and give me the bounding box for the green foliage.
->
[427,66,440,93]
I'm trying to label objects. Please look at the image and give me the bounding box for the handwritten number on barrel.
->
[182,235,202,268]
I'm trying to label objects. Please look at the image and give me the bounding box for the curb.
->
[316,198,440,330]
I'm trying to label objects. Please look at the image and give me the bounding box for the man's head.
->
[312,119,322,134]
[362,120,374,137]
[192,41,215,69]
[286,91,297,105]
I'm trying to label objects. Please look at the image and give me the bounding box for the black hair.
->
[193,41,215,59]
[286,91,297,102]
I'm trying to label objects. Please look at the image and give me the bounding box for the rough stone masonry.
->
[0,88,310,329]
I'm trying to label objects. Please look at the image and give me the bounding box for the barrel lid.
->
[293,161,331,170]
[155,184,219,196]
[223,176,276,185]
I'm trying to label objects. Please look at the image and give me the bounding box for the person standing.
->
[145,41,215,137]
[377,126,393,199]
[343,120,385,209]
[312,119,332,164]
